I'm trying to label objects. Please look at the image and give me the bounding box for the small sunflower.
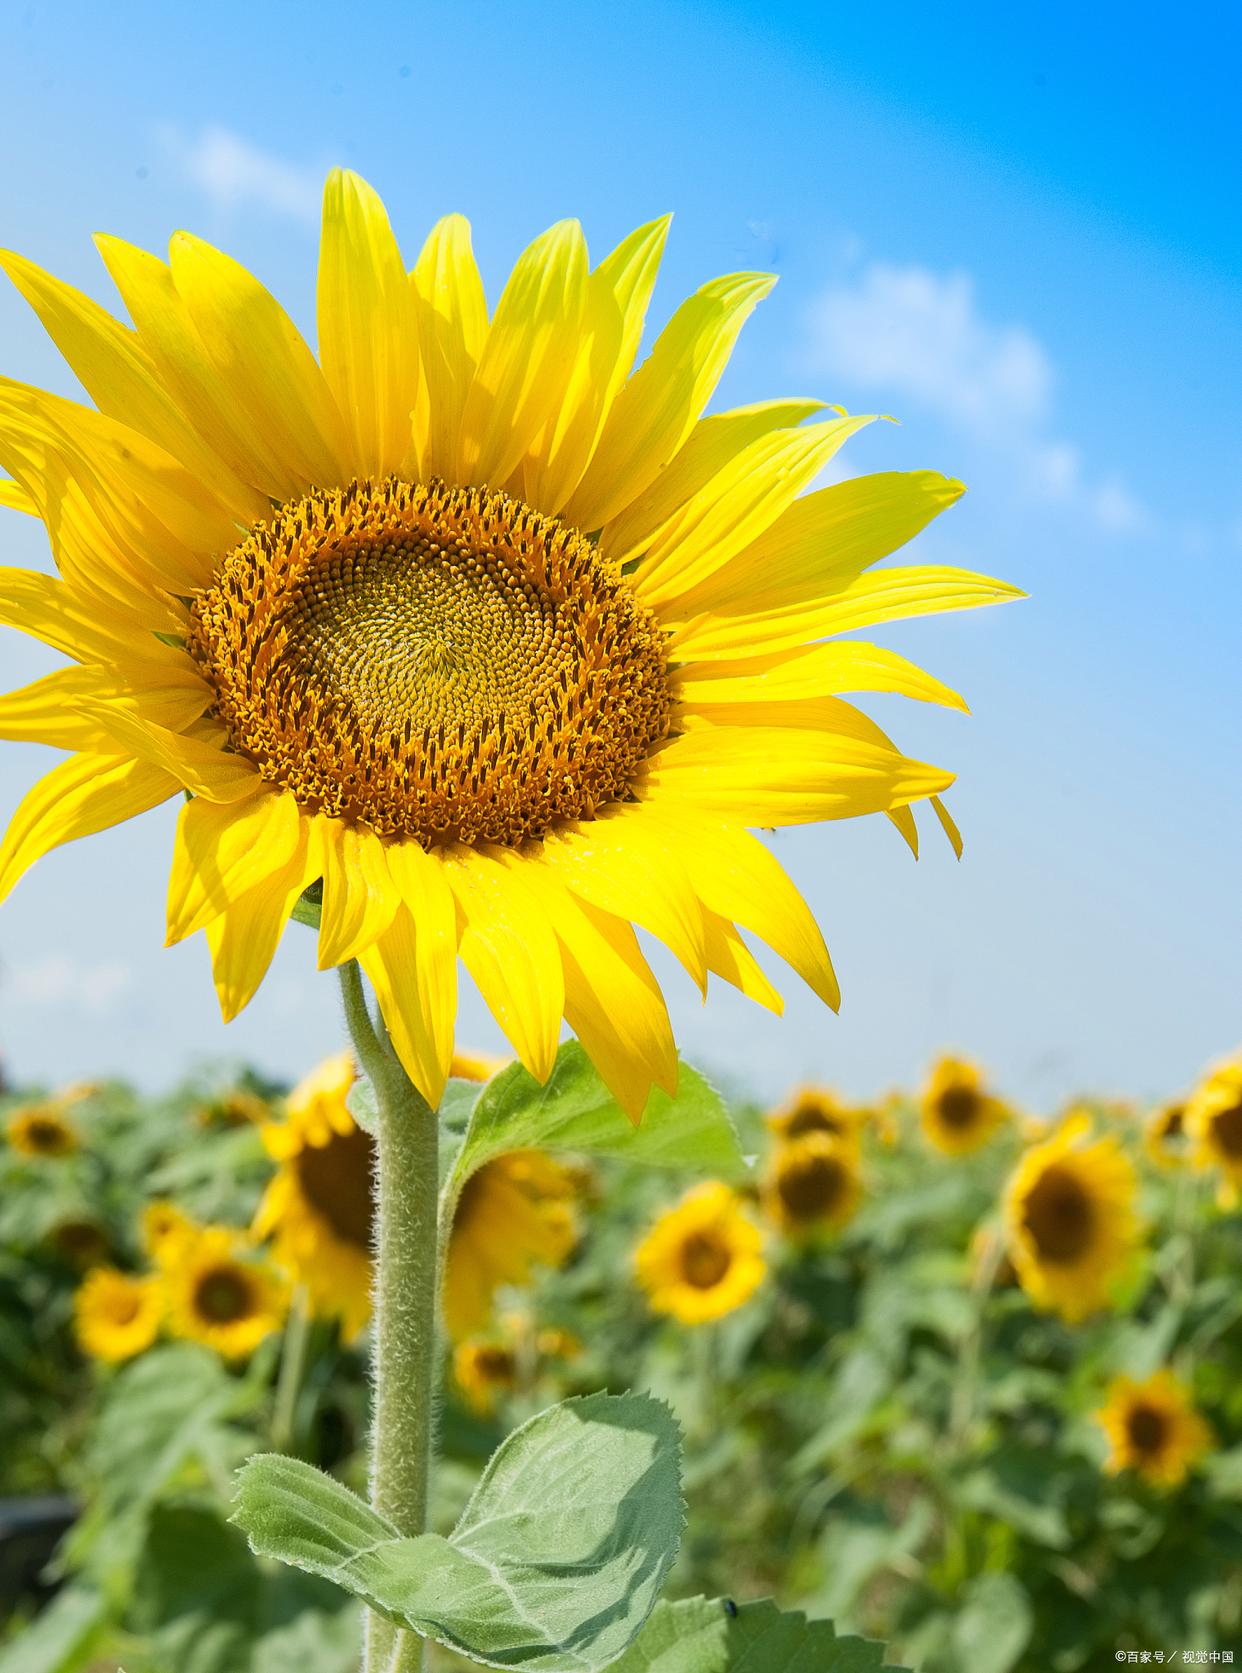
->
[167,1226,288,1359]
[1185,1057,1242,1188]
[6,1103,78,1157]
[74,1266,163,1362]
[0,174,1020,1121]
[920,1055,1009,1156]
[763,1132,862,1242]
[766,1085,863,1151]
[443,1151,578,1340]
[635,1181,765,1325]
[197,1087,269,1128]
[141,1199,198,1266]
[1097,1370,1212,1489]
[1003,1114,1140,1322]
[453,1337,519,1415]
[253,1052,373,1340]
[49,1215,110,1269]
[1144,1100,1190,1170]
[450,1050,511,1083]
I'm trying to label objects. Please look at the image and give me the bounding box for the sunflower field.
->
[3,1042,1241,1673]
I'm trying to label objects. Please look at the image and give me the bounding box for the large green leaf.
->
[234,1391,683,1671]
[444,1043,746,1201]
[949,1574,1032,1673]
[607,1595,906,1671]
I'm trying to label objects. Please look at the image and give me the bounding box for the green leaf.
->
[949,1574,1032,1673]
[234,1391,684,1671]
[0,1586,110,1673]
[445,1042,746,1200]
[607,1595,906,1671]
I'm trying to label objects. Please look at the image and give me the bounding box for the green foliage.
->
[443,1042,747,1199]
[609,1595,906,1671]
[235,1391,684,1671]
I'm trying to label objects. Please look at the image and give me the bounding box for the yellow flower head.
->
[1003,1115,1140,1322]
[1097,1370,1212,1489]
[635,1181,765,1325]
[6,1103,78,1158]
[197,1087,269,1129]
[1185,1057,1242,1186]
[450,1050,511,1084]
[763,1132,862,1242]
[141,1199,198,1267]
[253,1052,373,1341]
[1144,1100,1190,1171]
[920,1056,1009,1155]
[167,1226,288,1360]
[453,1337,520,1416]
[766,1085,862,1151]
[74,1267,163,1363]
[443,1151,578,1341]
[0,176,1020,1122]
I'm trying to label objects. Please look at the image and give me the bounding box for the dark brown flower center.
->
[1126,1404,1168,1456]
[194,1265,256,1324]
[295,1124,376,1251]
[778,1153,848,1221]
[936,1087,983,1129]
[1022,1163,1094,1262]
[680,1231,731,1289]
[1210,1099,1242,1158]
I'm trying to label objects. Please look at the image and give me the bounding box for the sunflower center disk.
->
[190,478,673,847]
[1022,1164,1094,1263]
[1126,1405,1168,1455]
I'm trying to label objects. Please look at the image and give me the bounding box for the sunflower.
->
[0,176,1020,1120]
[919,1055,1010,1156]
[167,1225,288,1359]
[49,1215,110,1269]
[197,1087,269,1128]
[74,1266,163,1363]
[450,1050,511,1083]
[1144,1100,1190,1170]
[635,1181,765,1325]
[141,1199,198,1267]
[763,1132,862,1242]
[1003,1114,1140,1322]
[765,1085,863,1152]
[443,1151,578,1340]
[1185,1057,1242,1189]
[253,1052,373,1340]
[453,1337,520,1415]
[1097,1370,1212,1489]
[6,1103,78,1157]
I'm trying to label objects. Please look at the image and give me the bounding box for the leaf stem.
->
[271,1285,313,1455]
[340,961,439,1673]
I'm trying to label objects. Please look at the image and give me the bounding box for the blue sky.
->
[0,0,1238,1110]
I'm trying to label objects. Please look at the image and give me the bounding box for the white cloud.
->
[161,126,322,224]
[804,260,1152,536]
[5,954,133,1015]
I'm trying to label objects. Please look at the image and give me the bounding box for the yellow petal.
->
[205,817,322,1021]
[379,842,460,1101]
[599,397,825,565]
[457,220,589,487]
[71,699,260,802]
[645,725,954,824]
[166,787,300,943]
[442,845,565,1082]
[318,169,419,480]
[96,234,311,501]
[0,476,36,514]
[0,667,128,751]
[0,566,166,665]
[358,903,456,1108]
[520,215,671,516]
[888,804,919,858]
[0,248,264,524]
[635,414,876,608]
[675,640,968,712]
[316,818,401,970]
[409,214,488,480]
[701,909,784,1014]
[168,231,348,492]
[538,809,708,993]
[561,271,775,532]
[931,794,964,859]
[0,752,177,905]
[510,858,676,1121]
[634,808,838,1009]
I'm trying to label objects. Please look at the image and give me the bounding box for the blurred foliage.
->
[1,1061,1240,1671]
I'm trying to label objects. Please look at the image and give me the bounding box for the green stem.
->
[339,962,439,1673]
[272,1286,313,1455]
